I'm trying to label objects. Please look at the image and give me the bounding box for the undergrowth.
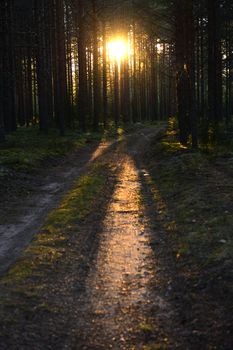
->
[0,127,101,173]
[0,123,152,173]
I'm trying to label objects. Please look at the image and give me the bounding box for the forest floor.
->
[0,129,117,275]
[0,125,233,349]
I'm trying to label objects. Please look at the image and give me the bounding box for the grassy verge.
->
[145,126,233,289]
[139,126,233,348]
[0,123,162,174]
[0,127,102,173]
[0,162,110,312]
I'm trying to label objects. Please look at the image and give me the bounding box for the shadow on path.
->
[0,127,178,350]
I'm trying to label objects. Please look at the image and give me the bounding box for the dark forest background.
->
[0,0,233,147]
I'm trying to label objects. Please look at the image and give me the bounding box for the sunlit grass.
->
[143,345,168,350]
[139,322,154,334]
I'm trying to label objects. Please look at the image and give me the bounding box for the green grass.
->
[0,158,111,337]
[139,323,154,334]
[146,128,233,271]
[2,162,109,284]
[143,345,168,350]
[0,123,158,173]
[0,127,101,172]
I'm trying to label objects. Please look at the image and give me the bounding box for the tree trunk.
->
[102,20,108,128]
[207,0,222,127]
[77,0,88,131]
[114,61,120,126]
[55,0,66,135]
[92,0,101,131]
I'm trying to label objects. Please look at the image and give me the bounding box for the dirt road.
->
[0,127,198,349]
[0,139,117,275]
[61,152,174,349]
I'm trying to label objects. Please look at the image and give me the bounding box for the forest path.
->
[1,127,232,350]
[62,150,173,349]
[0,126,182,350]
[0,137,118,275]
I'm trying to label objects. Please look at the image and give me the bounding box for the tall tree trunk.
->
[174,0,198,147]
[56,0,66,135]
[114,61,120,126]
[186,1,198,148]
[0,2,5,141]
[36,0,49,133]
[92,0,101,131]
[1,0,16,134]
[175,1,189,144]
[150,38,158,121]
[102,20,108,128]
[132,22,138,123]
[77,0,88,131]
[207,0,222,127]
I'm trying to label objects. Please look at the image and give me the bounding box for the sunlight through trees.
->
[0,0,233,147]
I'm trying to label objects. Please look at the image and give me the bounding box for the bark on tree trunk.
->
[77,0,88,131]
[92,0,101,131]
[102,20,108,128]
[207,0,222,127]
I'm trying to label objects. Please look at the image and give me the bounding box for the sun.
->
[107,38,127,62]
